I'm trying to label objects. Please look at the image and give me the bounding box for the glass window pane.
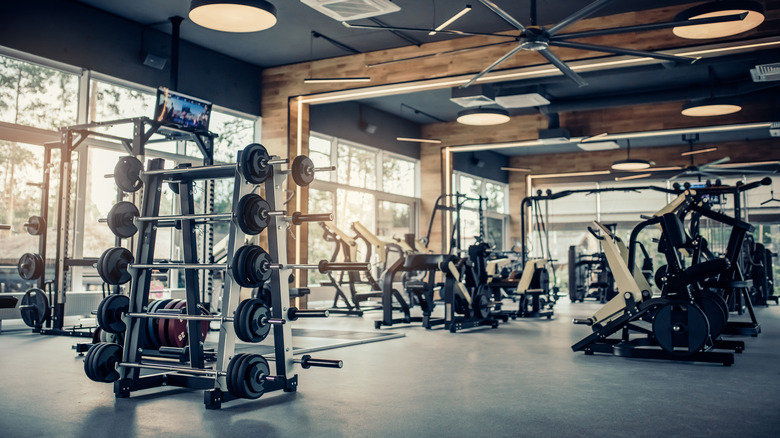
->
[382,155,415,197]
[485,181,506,214]
[210,110,255,163]
[0,55,79,130]
[485,217,504,251]
[307,188,335,285]
[336,189,375,234]
[459,174,481,209]
[337,143,376,190]
[378,201,411,238]
[308,135,332,183]
[88,79,156,138]
[459,209,481,251]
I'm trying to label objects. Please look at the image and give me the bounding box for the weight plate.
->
[114,156,144,193]
[92,327,102,345]
[20,288,49,327]
[85,342,122,383]
[652,301,710,356]
[253,283,272,308]
[250,246,273,285]
[695,291,728,339]
[239,143,272,184]
[235,299,271,343]
[291,155,315,187]
[167,300,188,348]
[24,215,46,236]
[157,299,181,348]
[97,294,130,334]
[241,354,270,399]
[227,353,249,399]
[231,246,251,288]
[147,299,171,350]
[99,247,134,285]
[473,285,491,320]
[18,253,43,280]
[106,202,139,239]
[233,299,250,342]
[235,194,270,235]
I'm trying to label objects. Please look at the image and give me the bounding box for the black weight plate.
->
[24,215,46,236]
[106,202,139,239]
[84,343,99,381]
[695,292,727,339]
[227,353,249,399]
[253,283,272,308]
[34,253,45,280]
[114,156,144,193]
[233,299,250,342]
[97,294,130,334]
[245,246,264,286]
[230,246,250,288]
[291,155,315,187]
[235,194,271,236]
[147,299,171,350]
[473,285,491,320]
[100,247,134,285]
[20,288,49,327]
[246,301,271,343]
[250,246,273,284]
[18,253,43,280]
[242,354,269,399]
[92,327,102,345]
[89,342,122,383]
[239,143,272,184]
[652,301,710,356]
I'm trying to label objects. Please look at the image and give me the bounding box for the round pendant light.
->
[189,0,277,33]
[681,98,742,117]
[611,159,652,171]
[456,107,510,126]
[672,1,765,39]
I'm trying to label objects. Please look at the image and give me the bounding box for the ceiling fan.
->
[343,0,748,88]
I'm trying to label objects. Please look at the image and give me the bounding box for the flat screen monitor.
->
[153,87,212,132]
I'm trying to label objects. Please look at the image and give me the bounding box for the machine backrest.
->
[660,213,687,248]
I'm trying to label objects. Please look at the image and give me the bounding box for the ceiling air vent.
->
[750,62,780,82]
[301,0,400,21]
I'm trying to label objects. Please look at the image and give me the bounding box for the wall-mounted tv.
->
[153,87,212,132]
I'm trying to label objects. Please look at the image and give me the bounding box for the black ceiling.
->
[73,0,780,156]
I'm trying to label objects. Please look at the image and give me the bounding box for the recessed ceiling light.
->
[682,98,742,116]
[456,108,510,126]
[189,0,277,32]
[672,1,765,39]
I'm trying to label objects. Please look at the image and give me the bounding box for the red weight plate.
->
[167,299,188,348]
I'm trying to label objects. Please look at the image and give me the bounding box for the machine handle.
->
[317,260,370,273]
[736,177,771,192]
[291,212,333,225]
[587,226,604,241]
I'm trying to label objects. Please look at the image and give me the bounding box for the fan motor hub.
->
[520,27,549,51]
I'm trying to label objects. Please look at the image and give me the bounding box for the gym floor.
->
[1,299,779,438]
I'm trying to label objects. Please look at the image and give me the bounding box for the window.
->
[452,171,509,252]
[89,79,156,138]
[306,131,420,285]
[208,110,256,163]
[0,53,79,130]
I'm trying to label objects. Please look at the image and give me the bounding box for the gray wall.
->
[310,102,421,159]
[0,0,262,115]
[453,151,509,183]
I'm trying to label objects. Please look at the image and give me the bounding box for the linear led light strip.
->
[396,137,442,143]
[681,147,717,156]
[300,38,780,106]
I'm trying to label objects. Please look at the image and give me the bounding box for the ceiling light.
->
[580,132,609,143]
[189,0,277,32]
[611,159,652,171]
[672,1,765,39]
[303,77,371,84]
[682,98,742,116]
[396,137,442,144]
[681,146,718,156]
[494,93,550,108]
[615,173,653,181]
[456,108,510,126]
[500,167,532,172]
[429,5,472,36]
[577,141,620,151]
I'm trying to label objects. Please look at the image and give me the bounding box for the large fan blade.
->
[462,43,525,88]
[501,166,532,172]
[538,49,588,87]
[549,40,699,64]
[367,41,515,68]
[341,22,516,39]
[552,13,748,41]
[479,0,526,31]
[700,156,731,168]
[547,0,617,36]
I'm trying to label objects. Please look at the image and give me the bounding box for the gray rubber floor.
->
[1,299,779,438]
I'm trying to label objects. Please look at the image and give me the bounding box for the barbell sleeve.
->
[290,212,333,225]
[317,260,370,272]
[288,307,329,321]
[295,354,343,369]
